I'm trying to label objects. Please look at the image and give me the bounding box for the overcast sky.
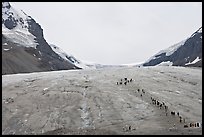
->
[10,2,202,65]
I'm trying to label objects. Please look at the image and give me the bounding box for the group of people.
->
[184,122,201,128]
[150,94,201,129]
[116,78,133,85]
[134,88,201,129]
[116,78,202,131]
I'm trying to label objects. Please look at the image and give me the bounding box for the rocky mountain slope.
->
[143,27,202,67]
[2,2,86,75]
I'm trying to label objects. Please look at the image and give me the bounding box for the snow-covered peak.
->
[145,39,187,64]
[152,27,202,60]
[2,2,38,49]
[2,2,31,30]
[143,26,202,67]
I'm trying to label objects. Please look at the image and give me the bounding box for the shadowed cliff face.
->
[143,27,202,67]
[2,2,82,75]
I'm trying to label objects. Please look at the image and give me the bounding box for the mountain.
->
[2,2,87,75]
[142,27,202,67]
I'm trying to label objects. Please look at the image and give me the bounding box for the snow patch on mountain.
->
[3,43,8,46]
[2,25,38,48]
[3,48,10,51]
[185,57,201,66]
[156,61,173,66]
